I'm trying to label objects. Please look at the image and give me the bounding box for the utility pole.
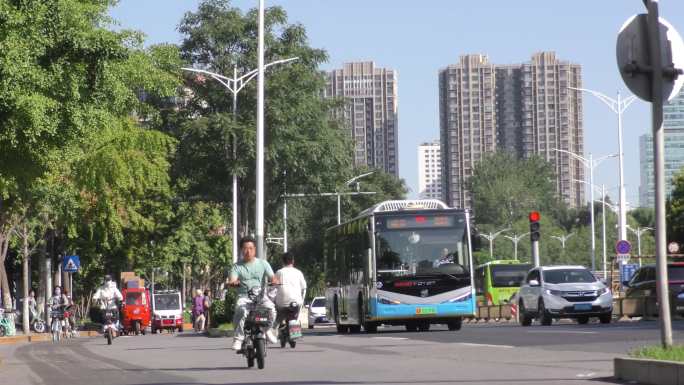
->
[617,0,684,348]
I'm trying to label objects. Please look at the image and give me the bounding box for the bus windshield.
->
[490,265,530,287]
[376,226,468,278]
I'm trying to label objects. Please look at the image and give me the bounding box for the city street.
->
[3,320,684,385]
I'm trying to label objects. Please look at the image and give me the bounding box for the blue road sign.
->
[616,240,632,255]
[62,255,81,273]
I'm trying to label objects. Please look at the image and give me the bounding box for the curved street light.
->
[479,228,510,259]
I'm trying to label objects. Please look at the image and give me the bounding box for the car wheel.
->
[447,318,462,331]
[518,301,532,327]
[364,322,378,333]
[405,323,418,332]
[577,316,590,325]
[417,322,430,332]
[308,324,314,329]
[538,300,552,326]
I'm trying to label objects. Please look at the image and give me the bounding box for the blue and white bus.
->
[324,199,477,333]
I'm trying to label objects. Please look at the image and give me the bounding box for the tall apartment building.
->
[439,52,585,209]
[418,141,442,200]
[324,62,399,176]
[639,88,684,207]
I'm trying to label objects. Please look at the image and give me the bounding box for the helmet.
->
[104,274,113,283]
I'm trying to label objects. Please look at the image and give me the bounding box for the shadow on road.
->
[128,378,621,385]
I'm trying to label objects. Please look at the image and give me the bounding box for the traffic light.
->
[529,211,541,242]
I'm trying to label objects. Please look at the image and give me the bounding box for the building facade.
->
[324,62,399,176]
[418,141,442,200]
[439,52,584,209]
[639,88,684,207]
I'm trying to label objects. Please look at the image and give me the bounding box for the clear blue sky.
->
[110,0,684,205]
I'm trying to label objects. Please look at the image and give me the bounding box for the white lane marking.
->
[457,343,514,349]
[576,372,596,378]
[370,337,408,340]
[527,330,597,334]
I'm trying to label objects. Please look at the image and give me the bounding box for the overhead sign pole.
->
[617,0,684,349]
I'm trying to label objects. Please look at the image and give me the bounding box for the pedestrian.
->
[192,289,205,332]
[203,290,212,331]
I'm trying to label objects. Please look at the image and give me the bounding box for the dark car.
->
[624,263,684,316]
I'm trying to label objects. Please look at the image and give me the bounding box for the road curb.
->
[615,357,684,385]
[0,331,100,345]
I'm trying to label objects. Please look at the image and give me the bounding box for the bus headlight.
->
[378,296,400,305]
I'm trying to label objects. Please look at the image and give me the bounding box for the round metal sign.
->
[668,241,680,254]
[617,14,684,102]
[616,240,632,255]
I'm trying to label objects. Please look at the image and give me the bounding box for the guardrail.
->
[469,297,681,322]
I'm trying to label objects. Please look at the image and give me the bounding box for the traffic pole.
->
[646,0,672,348]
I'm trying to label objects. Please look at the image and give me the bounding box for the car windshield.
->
[376,226,469,278]
[491,265,531,287]
[126,292,142,305]
[543,269,596,284]
[311,298,326,308]
[154,294,180,310]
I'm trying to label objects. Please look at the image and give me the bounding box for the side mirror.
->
[529,279,540,287]
[471,227,483,252]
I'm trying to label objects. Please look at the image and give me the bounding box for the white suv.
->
[517,265,613,326]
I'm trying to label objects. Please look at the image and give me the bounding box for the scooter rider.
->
[49,286,69,328]
[92,275,123,332]
[273,252,307,334]
[227,236,280,350]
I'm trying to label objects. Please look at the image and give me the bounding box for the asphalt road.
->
[2,320,683,385]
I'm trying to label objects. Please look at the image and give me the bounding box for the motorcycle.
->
[278,302,303,349]
[15,305,46,334]
[239,286,273,369]
[50,309,66,343]
[103,306,120,345]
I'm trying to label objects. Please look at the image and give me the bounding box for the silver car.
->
[517,265,613,326]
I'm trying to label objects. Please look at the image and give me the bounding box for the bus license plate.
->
[416,307,437,315]
[574,304,592,311]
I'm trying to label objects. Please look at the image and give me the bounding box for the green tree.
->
[668,171,684,244]
[175,0,352,234]
[469,153,562,227]
[0,0,181,307]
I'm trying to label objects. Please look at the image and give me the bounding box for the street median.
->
[615,357,684,385]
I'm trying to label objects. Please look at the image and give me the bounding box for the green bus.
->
[475,260,531,306]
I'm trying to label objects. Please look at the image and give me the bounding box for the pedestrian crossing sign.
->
[63,255,81,273]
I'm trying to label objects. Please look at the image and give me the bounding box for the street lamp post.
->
[183,59,298,264]
[555,149,616,272]
[576,180,618,276]
[479,228,510,259]
[628,225,654,263]
[551,233,575,250]
[503,233,530,261]
[569,87,637,243]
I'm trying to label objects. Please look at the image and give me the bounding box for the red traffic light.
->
[529,211,540,222]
